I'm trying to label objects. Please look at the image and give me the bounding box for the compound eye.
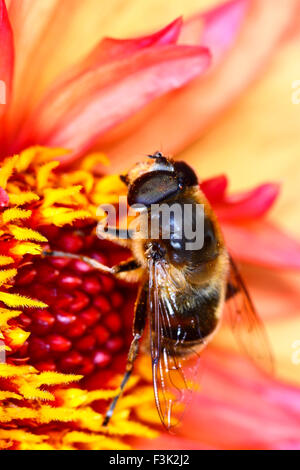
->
[128,171,179,207]
[174,161,198,186]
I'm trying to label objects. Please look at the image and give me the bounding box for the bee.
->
[44,152,273,430]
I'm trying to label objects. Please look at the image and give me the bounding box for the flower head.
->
[0,0,300,451]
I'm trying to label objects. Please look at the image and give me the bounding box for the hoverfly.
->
[44,152,273,430]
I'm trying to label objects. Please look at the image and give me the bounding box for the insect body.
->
[44,152,273,430]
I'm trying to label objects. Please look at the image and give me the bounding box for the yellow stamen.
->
[5,328,30,348]
[36,161,60,191]
[0,308,22,328]
[0,269,17,286]
[0,256,14,267]
[8,192,40,206]
[41,207,91,226]
[2,208,32,223]
[43,185,83,207]
[9,226,47,242]
[11,242,43,256]
[81,152,110,171]
[0,292,47,308]
[0,156,18,188]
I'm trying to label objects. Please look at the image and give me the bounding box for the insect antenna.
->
[147,152,174,171]
[147,151,163,159]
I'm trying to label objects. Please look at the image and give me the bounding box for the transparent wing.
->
[225,256,274,374]
[148,258,204,431]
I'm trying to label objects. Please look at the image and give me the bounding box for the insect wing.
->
[225,256,274,374]
[148,258,203,430]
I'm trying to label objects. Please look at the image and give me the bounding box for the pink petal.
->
[222,220,300,270]
[200,174,228,203]
[180,349,300,450]
[0,187,9,207]
[235,264,300,321]
[87,18,183,65]
[136,349,300,449]
[180,0,249,64]
[103,0,299,173]
[13,45,211,160]
[215,183,280,221]
[44,18,183,92]
[134,435,213,450]
[0,0,14,109]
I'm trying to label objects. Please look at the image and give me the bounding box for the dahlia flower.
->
[0,0,300,450]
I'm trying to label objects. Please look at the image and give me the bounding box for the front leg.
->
[43,250,141,280]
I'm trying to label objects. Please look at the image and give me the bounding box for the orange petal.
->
[5,0,209,147]
[5,0,140,142]
[13,45,211,159]
[102,0,298,173]
[25,17,182,103]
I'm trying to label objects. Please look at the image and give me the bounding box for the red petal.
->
[180,0,248,64]
[0,0,14,110]
[103,0,298,173]
[222,220,300,270]
[14,45,211,159]
[200,174,228,203]
[215,183,280,221]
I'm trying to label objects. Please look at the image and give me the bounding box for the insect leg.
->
[113,258,140,274]
[112,258,144,283]
[43,250,140,276]
[102,282,148,426]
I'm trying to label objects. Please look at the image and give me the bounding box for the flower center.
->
[9,226,136,387]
